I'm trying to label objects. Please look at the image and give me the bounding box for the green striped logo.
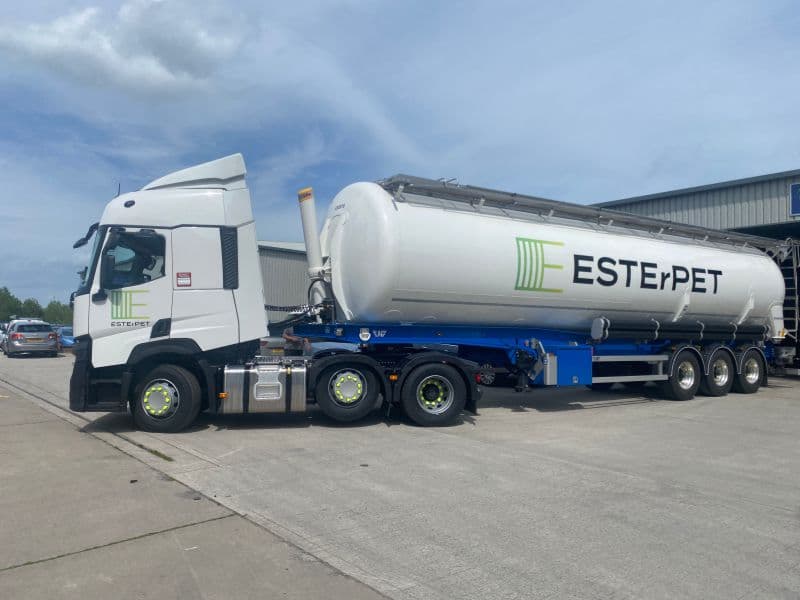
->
[110,290,150,320]
[515,237,564,293]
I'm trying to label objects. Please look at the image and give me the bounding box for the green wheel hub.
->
[416,376,455,415]
[142,379,180,419]
[329,370,367,406]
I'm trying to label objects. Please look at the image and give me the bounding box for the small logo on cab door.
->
[110,290,150,327]
[176,272,192,287]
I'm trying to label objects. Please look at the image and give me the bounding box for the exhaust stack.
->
[297,187,327,306]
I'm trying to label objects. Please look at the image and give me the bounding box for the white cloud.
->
[0,1,245,96]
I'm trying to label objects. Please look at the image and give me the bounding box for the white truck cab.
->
[70,155,270,428]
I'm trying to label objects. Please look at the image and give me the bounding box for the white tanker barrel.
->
[319,180,786,341]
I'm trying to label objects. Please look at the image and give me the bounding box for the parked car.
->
[56,326,75,351]
[4,320,58,357]
[0,323,7,353]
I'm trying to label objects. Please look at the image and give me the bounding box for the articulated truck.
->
[70,154,791,432]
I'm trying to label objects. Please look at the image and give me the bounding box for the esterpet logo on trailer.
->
[515,237,565,293]
[110,290,150,327]
[515,236,725,295]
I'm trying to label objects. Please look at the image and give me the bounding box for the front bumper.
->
[69,336,92,411]
[69,336,128,412]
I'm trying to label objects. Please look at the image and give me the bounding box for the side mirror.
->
[92,253,113,302]
[93,229,120,302]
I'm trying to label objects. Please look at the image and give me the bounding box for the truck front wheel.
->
[401,363,466,426]
[133,364,202,433]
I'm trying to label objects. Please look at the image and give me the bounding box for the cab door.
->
[89,228,173,368]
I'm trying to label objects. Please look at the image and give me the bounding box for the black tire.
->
[699,351,735,396]
[732,349,764,394]
[133,364,202,432]
[660,350,701,401]
[314,363,379,422]
[401,363,466,426]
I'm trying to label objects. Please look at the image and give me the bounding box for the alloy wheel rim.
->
[142,378,180,419]
[677,360,696,390]
[743,357,760,384]
[416,376,454,415]
[479,363,496,386]
[711,358,730,387]
[329,370,367,407]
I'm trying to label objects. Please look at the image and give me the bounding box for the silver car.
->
[4,320,58,357]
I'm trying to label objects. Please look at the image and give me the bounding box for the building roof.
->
[258,241,306,253]
[595,167,800,208]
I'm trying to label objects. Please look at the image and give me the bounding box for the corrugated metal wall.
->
[608,175,800,230]
[259,248,308,326]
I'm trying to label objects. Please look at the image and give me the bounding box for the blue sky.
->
[1,0,799,304]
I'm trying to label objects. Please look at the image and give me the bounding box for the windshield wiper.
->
[73,222,99,249]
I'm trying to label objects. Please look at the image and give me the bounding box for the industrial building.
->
[595,169,800,239]
[258,241,308,327]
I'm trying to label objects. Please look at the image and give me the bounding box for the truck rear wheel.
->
[660,350,701,401]
[401,363,466,426]
[133,364,202,433]
[314,364,379,422]
[699,351,734,396]
[732,350,764,394]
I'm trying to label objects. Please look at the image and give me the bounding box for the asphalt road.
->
[1,352,799,599]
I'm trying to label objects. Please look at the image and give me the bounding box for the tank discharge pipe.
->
[297,187,327,307]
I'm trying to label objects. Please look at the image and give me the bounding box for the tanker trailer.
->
[294,174,787,415]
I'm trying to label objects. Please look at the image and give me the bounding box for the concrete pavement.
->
[0,381,386,600]
[1,353,799,599]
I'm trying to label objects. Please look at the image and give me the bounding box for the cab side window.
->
[104,231,166,290]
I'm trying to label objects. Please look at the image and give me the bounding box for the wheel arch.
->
[735,345,767,371]
[123,339,211,410]
[701,344,736,375]
[667,344,704,377]
[735,345,768,385]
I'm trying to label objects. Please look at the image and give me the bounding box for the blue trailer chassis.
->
[294,322,689,387]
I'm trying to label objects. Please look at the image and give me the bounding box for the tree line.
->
[0,287,73,324]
